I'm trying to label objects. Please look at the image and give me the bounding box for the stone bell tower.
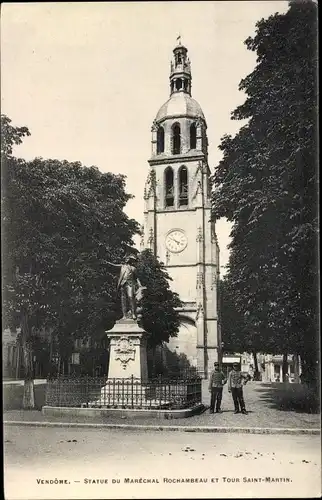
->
[142,40,221,377]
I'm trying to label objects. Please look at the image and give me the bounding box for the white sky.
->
[1,1,289,272]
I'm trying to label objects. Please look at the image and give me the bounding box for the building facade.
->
[258,353,301,383]
[142,42,221,377]
[221,352,301,383]
[2,327,50,380]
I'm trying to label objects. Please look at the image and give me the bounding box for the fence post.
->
[159,376,162,409]
[58,376,61,407]
[86,375,89,407]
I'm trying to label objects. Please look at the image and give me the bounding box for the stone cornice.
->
[148,152,205,166]
[145,205,211,214]
[162,263,218,268]
[175,302,197,312]
[156,114,207,127]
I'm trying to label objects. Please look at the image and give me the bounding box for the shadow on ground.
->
[253,382,319,414]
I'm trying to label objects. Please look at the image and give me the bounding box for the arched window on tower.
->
[190,123,197,149]
[172,123,181,155]
[157,126,164,154]
[178,166,188,207]
[165,167,174,207]
[175,79,183,91]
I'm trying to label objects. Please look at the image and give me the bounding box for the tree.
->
[1,114,30,158]
[2,114,140,406]
[219,279,262,379]
[219,279,247,355]
[211,2,318,386]
[136,249,181,347]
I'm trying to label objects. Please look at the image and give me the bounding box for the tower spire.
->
[169,39,191,97]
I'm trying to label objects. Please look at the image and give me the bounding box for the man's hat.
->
[233,362,239,367]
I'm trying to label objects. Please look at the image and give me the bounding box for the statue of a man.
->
[106,255,145,320]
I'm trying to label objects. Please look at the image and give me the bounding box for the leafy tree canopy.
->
[211,1,318,375]
[136,249,181,348]
[1,114,30,158]
[2,115,182,385]
[1,114,140,378]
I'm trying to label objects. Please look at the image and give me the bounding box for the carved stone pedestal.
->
[107,319,150,381]
[87,319,151,408]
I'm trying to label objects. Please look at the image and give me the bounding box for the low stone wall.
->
[42,403,205,419]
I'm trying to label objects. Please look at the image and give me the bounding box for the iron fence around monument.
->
[45,375,202,410]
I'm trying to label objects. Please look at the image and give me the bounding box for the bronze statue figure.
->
[106,255,145,320]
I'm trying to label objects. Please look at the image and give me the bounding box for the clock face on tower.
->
[165,229,188,253]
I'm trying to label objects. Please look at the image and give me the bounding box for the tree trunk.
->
[152,345,156,377]
[252,350,260,380]
[282,352,289,382]
[301,351,318,391]
[15,342,21,380]
[21,311,35,409]
[293,354,300,383]
[161,344,167,372]
[49,331,53,362]
[57,356,62,376]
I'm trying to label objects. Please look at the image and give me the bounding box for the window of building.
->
[274,364,281,381]
[190,123,197,149]
[71,352,80,365]
[165,167,174,207]
[157,126,164,154]
[172,123,181,154]
[176,53,182,65]
[175,78,182,91]
[178,166,188,206]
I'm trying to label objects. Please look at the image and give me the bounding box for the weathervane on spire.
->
[176,34,181,45]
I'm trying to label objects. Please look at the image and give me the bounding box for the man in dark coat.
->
[208,362,227,414]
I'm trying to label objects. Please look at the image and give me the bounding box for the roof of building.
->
[155,92,205,122]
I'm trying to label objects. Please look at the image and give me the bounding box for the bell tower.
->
[142,40,221,377]
[169,41,192,97]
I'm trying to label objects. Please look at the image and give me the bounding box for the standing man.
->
[208,362,227,414]
[228,362,250,414]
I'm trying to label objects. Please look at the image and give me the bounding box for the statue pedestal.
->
[106,319,149,381]
[87,319,151,408]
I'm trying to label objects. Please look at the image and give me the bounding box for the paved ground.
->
[4,425,321,499]
[3,381,320,430]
